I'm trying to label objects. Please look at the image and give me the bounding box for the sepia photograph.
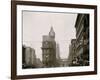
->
[11,1,97,79]
[22,11,89,69]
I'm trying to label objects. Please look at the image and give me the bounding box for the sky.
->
[23,11,77,61]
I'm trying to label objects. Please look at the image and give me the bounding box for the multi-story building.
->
[22,45,26,68]
[75,14,89,66]
[42,27,57,67]
[56,43,61,66]
[31,48,37,67]
[68,39,76,66]
[22,46,37,68]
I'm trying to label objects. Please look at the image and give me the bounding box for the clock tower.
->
[42,27,56,67]
[49,27,55,39]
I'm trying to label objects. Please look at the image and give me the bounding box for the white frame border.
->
[17,5,94,75]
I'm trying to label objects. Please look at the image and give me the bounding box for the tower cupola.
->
[49,27,55,39]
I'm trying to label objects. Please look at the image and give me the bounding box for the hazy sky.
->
[23,11,77,61]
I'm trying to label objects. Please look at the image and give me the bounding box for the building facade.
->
[22,45,26,67]
[68,39,77,66]
[75,14,89,66]
[42,27,57,67]
[22,46,37,68]
[56,43,61,66]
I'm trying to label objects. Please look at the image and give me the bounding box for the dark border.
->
[11,1,16,80]
[11,1,97,80]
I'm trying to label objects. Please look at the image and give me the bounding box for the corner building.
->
[75,14,89,66]
[42,27,57,67]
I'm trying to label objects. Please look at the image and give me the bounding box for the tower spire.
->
[49,26,55,39]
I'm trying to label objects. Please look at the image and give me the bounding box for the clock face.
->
[49,31,55,37]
